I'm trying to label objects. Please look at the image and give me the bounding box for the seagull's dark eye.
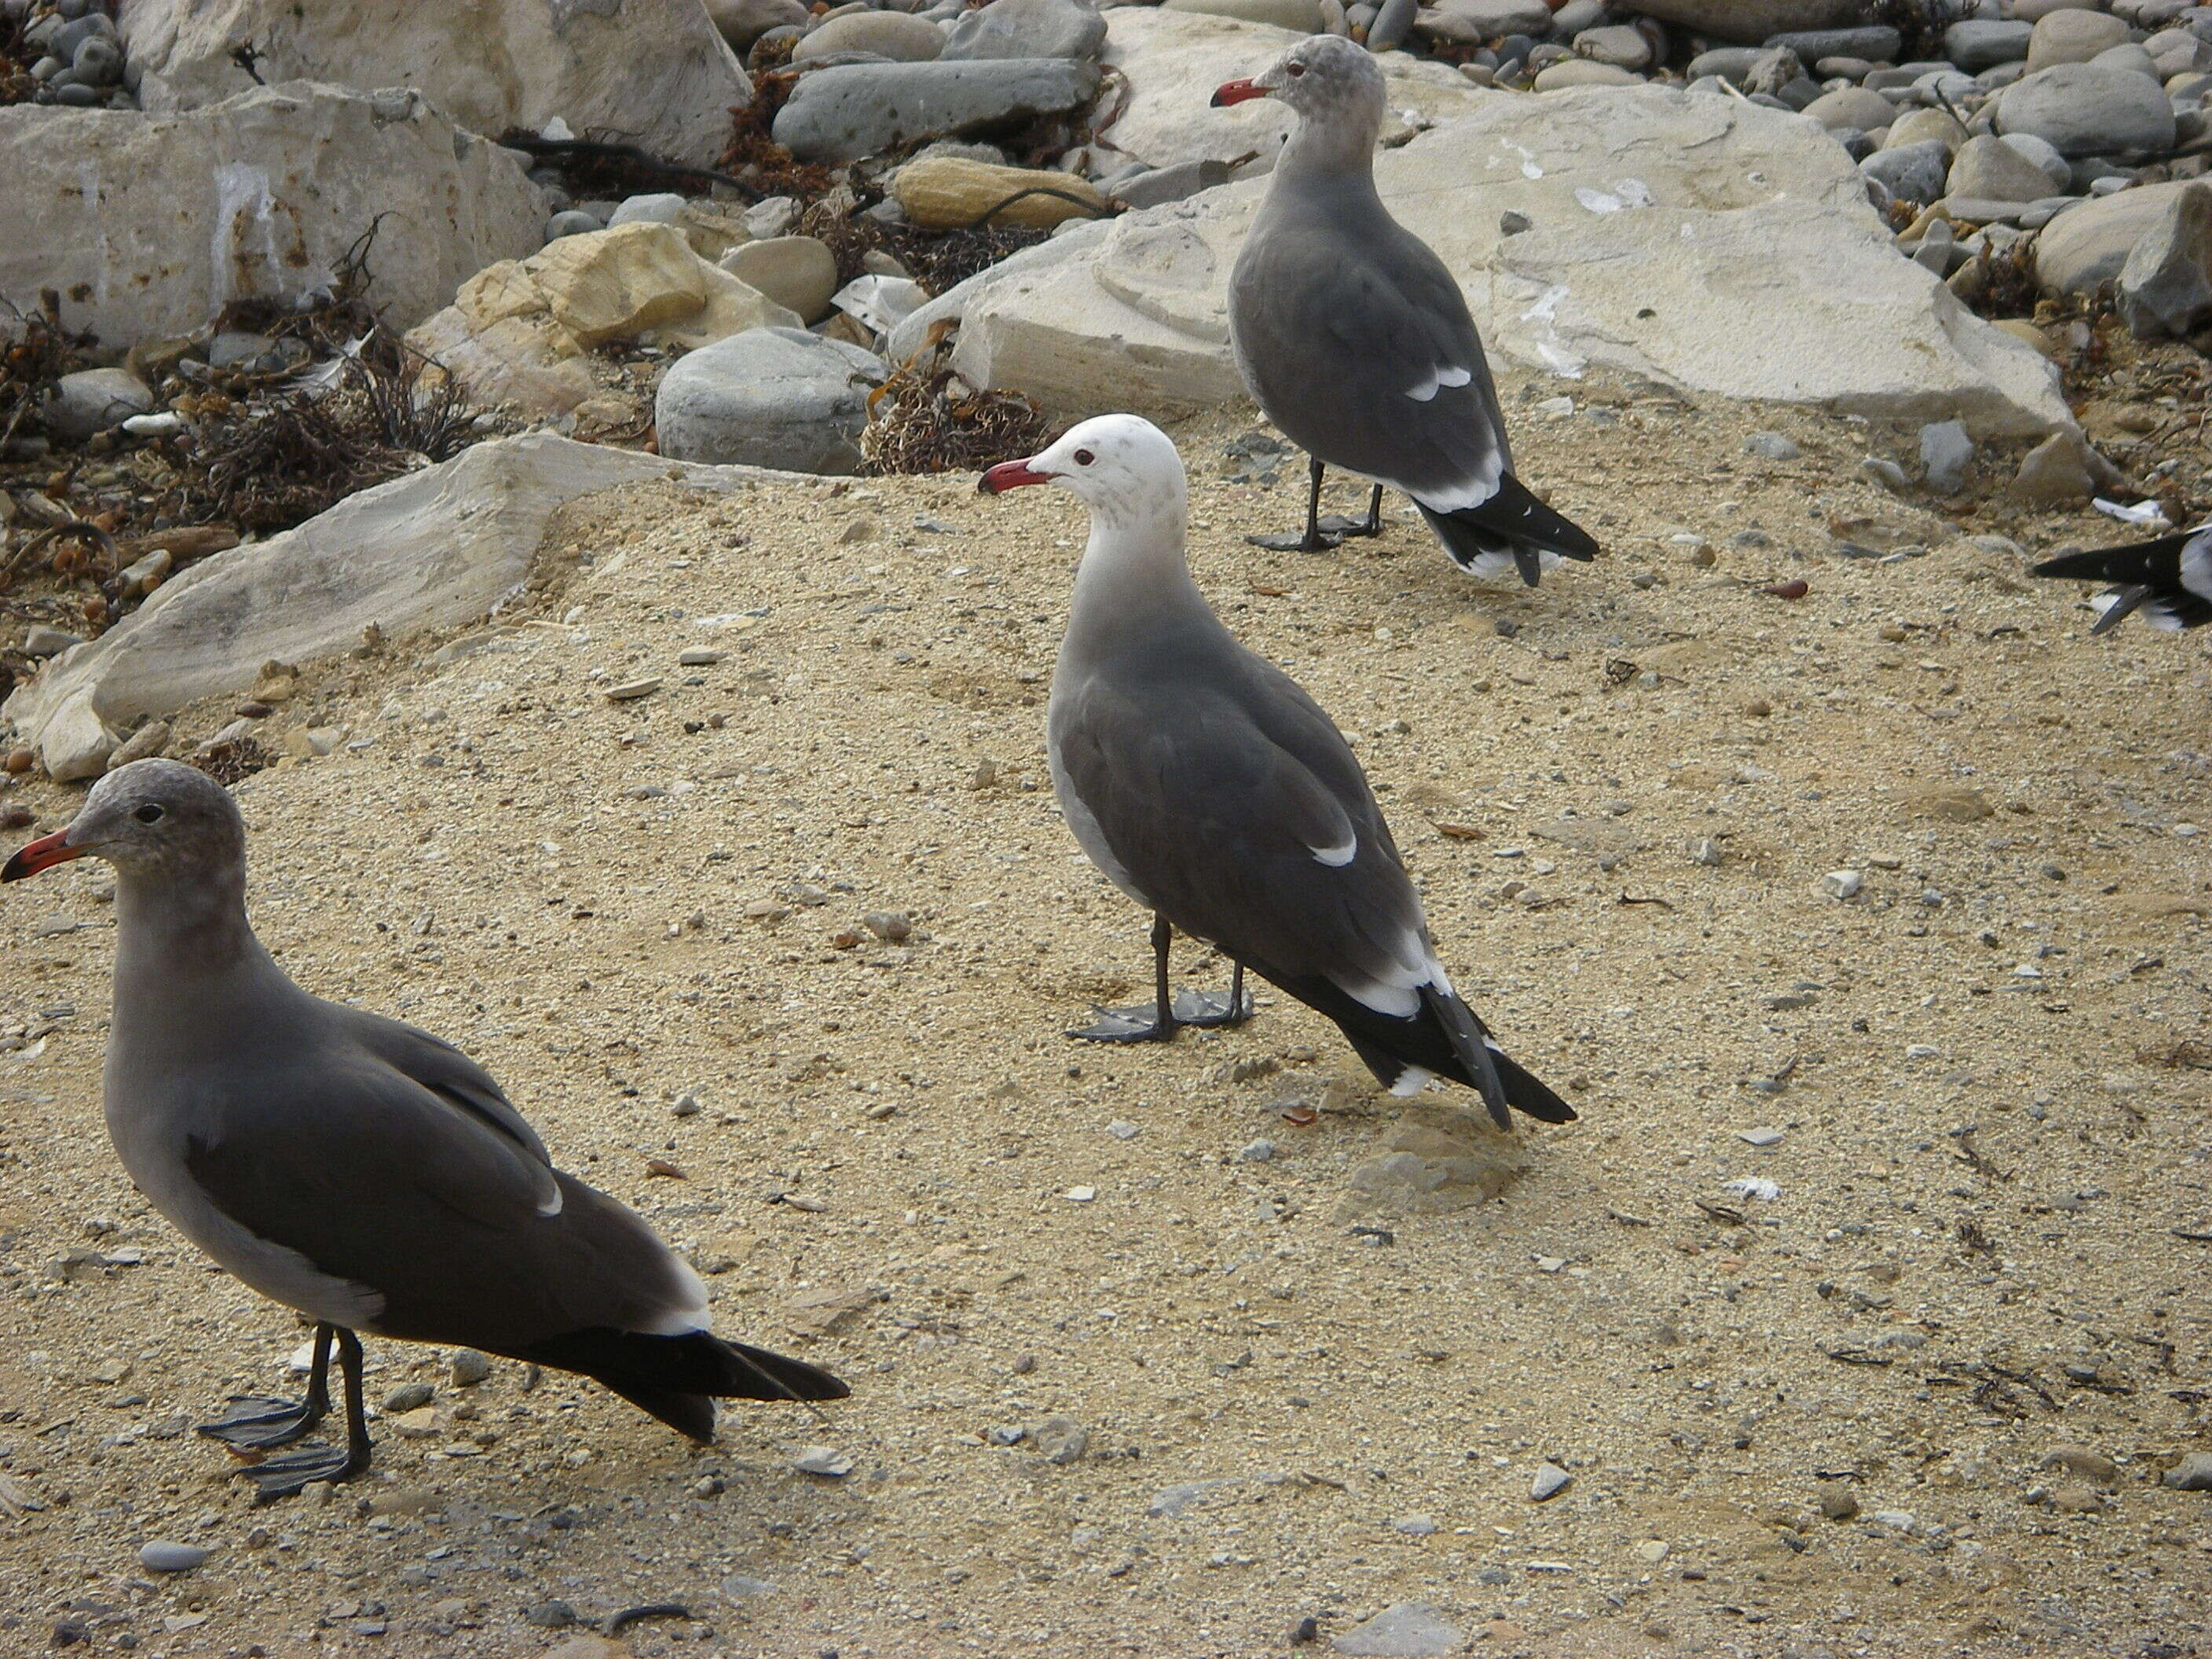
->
[1074,449,1095,466]
[133,804,165,825]
[1287,60,1306,76]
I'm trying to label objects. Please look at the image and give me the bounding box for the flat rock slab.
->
[904,83,2069,439]
[1331,1602,1467,1657]
[121,0,752,169]
[772,59,1100,163]
[2,436,800,779]
[0,81,543,346]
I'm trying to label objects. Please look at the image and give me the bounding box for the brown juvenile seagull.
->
[980,415,1573,1128]
[1215,35,1599,582]
[3,760,847,1500]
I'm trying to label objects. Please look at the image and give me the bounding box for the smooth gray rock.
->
[1862,138,1950,204]
[2000,130,2072,189]
[1574,23,1652,68]
[606,191,688,227]
[2089,40,2163,79]
[1995,63,2178,155]
[1422,0,1550,35]
[2026,6,2130,71]
[1367,0,1418,49]
[1944,19,2032,71]
[793,9,947,62]
[942,0,1108,60]
[2119,181,2212,335]
[1629,0,1874,44]
[2164,1452,2212,1490]
[706,0,810,51]
[654,327,884,472]
[1687,46,1764,81]
[1919,418,1975,490]
[771,58,1100,162]
[43,367,153,440]
[1108,156,1234,207]
[1950,132,2065,201]
[2038,179,2199,290]
[544,208,603,240]
[1331,1603,1467,1658]
[1767,25,1899,60]
[1804,84,1894,129]
[137,1541,209,1573]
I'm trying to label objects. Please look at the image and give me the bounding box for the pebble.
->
[524,1600,580,1628]
[1237,1137,1277,1163]
[137,1540,209,1573]
[1821,869,1863,900]
[1744,431,1800,460]
[2163,1452,2212,1490]
[794,1445,855,1476]
[1107,1119,1141,1140]
[382,1381,435,1413]
[676,647,725,667]
[1817,1481,1859,1519]
[448,1348,492,1386]
[605,677,662,701]
[1737,1126,1785,1147]
[1391,1512,1440,1534]
[1034,1415,1089,1464]
[1531,1461,1571,1500]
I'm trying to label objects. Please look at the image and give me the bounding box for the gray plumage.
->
[985,416,1572,1126]
[2,760,843,1485]
[1220,36,1597,582]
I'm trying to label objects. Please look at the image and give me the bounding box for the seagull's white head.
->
[2,758,244,884]
[1213,34,1386,136]
[977,414,1188,518]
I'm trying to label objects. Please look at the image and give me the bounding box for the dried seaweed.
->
[192,736,270,786]
[862,344,1053,476]
[720,70,837,202]
[171,327,478,533]
[0,291,97,453]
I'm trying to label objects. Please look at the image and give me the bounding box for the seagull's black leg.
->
[1248,456,1343,554]
[1072,920,1254,1040]
[1319,483,1386,540]
[197,1323,332,1450]
[233,1326,375,1502]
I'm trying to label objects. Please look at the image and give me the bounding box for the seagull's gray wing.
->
[335,1006,554,1169]
[1053,646,1437,1017]
[1232,200,1511,511]
[179,1031,700,1355]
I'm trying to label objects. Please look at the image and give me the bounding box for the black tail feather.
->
[522,1327,849,1441]
[1289,972,1573,1128]
[1419,474,1599,586]
[2031,533,2212,633]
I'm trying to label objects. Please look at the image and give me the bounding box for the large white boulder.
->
[0,82,544,346]
[120,0,750,169]
[1,436,784,779]
[899,84,2071,439]
[1100,8,1489,170]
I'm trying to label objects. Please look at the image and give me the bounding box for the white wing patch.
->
[1330,933,1441,1020]
[639,1252,715,1335]
[1309,832,1357,868]
[1404,364,1474,404]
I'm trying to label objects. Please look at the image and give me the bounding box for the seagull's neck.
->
[1274,116,1383,196]
[112,866,287,1013]
[1065,489,1211,647]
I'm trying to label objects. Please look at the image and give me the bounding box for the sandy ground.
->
[0,372,2209,1659]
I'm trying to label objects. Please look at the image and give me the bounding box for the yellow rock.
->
[892,156,1106,230]
[455,259,548,330]
[530,222,708,347]
[642,266,802,350]
[1991,318,2056,358]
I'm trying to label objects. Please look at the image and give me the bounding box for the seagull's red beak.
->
[1211,78,1269,108]
[1,828,80,883]
[978,459,1053,494]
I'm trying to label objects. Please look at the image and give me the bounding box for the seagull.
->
[980,415,1573,1130]
[1214,35,1599,585]
[2031,527,2212,634]
[2,760,847,1500]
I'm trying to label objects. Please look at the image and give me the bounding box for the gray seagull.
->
[1215,35,1599,584]
[980,415,1573,1129]
[2,760,846,1500]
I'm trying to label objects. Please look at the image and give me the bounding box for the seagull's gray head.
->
[977,414,1187,515]
[2,758,244,884]
[1214,34,1386,134]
